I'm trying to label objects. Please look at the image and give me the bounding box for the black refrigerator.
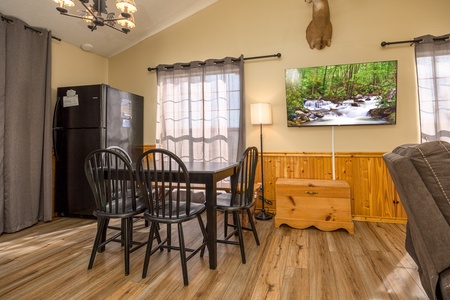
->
[53,84,144,218]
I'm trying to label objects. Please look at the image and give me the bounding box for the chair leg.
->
[154,226,164,252]
[142,222,157,278]
[224,211,229,237]
[246,208,260,245]
[89,217,108,269]
[129,217,134,247]
[234,211,246,264]
[197,214,208,257]
[123,218,131,275]
[99,218,109,253]
[167,224,172,252]
[177,223,189,286]
[200,217,208,257]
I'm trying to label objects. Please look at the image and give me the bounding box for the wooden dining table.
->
[179,161,238,269]
[107,159,238,269]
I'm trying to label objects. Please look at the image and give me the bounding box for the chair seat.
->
[94,196,147,218]
[216,193,253,211]
[146,201,206,222]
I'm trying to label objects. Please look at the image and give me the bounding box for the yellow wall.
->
[104,0,449,152]
[51,40,108,106]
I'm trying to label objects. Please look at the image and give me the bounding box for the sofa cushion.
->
[393,141,450,226]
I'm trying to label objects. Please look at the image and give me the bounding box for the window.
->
[416,34,450,142]
[155,57,245,162]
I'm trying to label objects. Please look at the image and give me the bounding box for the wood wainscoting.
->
[254,152,406,224]
[52,146,406,223]
[143,144,157,152]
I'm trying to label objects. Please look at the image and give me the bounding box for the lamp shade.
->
[117,12,136,28]
[251,103,272,125]
[116,0,137,13]
[53,0,75,7]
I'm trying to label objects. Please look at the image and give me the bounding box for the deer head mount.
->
[305,0,333,50]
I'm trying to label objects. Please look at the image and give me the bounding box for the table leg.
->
[205,177,217,269]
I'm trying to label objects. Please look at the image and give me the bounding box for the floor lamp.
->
[251,103,274,220]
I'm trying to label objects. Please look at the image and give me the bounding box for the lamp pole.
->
[251,102,273,221]
[255,122,273,220]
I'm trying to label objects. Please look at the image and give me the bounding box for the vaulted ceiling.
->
[0,0,219,58]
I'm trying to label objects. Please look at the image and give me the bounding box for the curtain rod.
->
[147,53,282,72]
[1,15,61,41]
[381,36,449,47]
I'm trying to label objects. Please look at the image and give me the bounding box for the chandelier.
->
[52,0,137,34]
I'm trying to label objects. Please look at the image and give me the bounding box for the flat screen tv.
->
[285,60,397,127]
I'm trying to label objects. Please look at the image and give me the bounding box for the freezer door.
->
[106,87,144,162]
[54,128,105,217]
[54,84,107,129]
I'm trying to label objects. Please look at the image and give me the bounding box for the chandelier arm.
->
[58,12,94,21]
[105,16,129,22]
[104,22,128,34]
[79,1,97,18]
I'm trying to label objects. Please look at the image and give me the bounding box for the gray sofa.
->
[383,141,450,300]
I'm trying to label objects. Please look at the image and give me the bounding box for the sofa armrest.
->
[440,268,450,300]
[384,152,450,270]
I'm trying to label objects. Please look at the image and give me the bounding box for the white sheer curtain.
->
[415,34,450,142]
[155,56,245,163]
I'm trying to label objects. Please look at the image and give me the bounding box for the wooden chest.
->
[274,178,354,234]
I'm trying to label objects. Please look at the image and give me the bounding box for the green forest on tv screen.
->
[285,60,398,127]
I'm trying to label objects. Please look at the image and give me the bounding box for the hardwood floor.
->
[0,214,428,299]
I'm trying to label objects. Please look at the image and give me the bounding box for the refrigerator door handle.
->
[53,97,61,161]
[53,129,60,161]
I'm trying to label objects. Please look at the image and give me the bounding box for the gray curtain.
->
[415,34,450,142]
[0,14,53,234]
[155,56,245,163]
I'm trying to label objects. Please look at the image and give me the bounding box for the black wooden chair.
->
[106,145,145,223]
[106,145,133,163]
[84,149,148,275]
[215,146,260,264]
[136,148,208,286]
